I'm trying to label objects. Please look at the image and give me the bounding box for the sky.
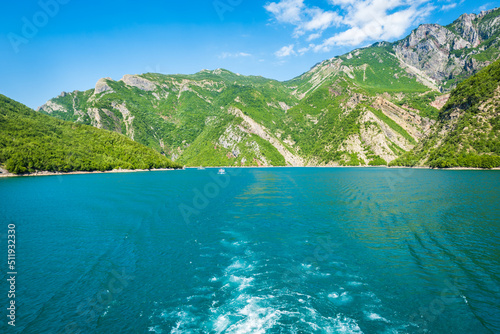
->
[1,0,498,109]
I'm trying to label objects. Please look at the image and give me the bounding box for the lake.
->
[1,168,499,333]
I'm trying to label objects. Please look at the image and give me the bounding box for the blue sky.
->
[1,0,498,109]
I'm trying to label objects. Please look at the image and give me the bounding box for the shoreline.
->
[187,165,500,170]
[0,168,181,178]
[1,165,498,178]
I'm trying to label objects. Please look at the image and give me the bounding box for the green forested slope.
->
[0,94,181,174]
[390,60,500,168]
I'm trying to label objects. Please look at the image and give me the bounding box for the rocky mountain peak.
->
[452,13,481,47]
[404,24,469,50]
[477,7,500,40]
[120,74,156,91]
[478,8,498,18]
[391,8,500,89]
[94,77,114,95]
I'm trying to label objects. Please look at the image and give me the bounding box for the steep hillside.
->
[39,64,430,167]
[39,70,299,167]
[282,44,438,166]
[393,7,500,90]
[0,94,181,174]
[391,59,500,168]
[37,8,500,168]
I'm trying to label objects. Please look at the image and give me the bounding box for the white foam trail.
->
[329,291,353,305]
[148,325,162,333]
[364,310,390,322]
[329,315,363,333]
[216,296,281,334]
[229,275,254,291]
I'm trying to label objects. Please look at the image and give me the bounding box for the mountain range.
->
[3,7,500,172]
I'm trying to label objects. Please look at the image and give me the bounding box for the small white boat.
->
[197,166,205,170]
[218,168,226,175]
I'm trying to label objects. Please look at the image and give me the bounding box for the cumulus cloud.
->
[265,0,305,24]
[315,1,434,50]
[265,0,342,40]
[266,0,435,54]
[275,44,296,57]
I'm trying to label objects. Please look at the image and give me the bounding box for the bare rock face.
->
[121,75,156,91]
[112,102,135,140]
[372,96,426,140]
[394,24,472,83]
[87,108,103,128]
[431,94,450,110]
[402,25,451,49]
[94,78,114,95]
[454,13,482,47]
[451,9,500,46]
[393,8,500,89]
[37,100,66,113]
[477,9,500,40]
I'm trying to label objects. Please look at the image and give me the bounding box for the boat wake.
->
[147,229,410,333]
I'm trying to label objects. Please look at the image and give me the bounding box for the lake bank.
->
[1,165,499,178]
[188,165,500,170]
[0,167,181,178]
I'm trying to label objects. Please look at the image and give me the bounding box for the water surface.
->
[0,168,499,333]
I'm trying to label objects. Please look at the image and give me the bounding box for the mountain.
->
[39,71,299,167]
[393,7,500,90]
[37,8,500,168]
[390,59,500,168]
[0,94,181,174]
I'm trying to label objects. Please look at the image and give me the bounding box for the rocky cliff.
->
[393,8,500,90]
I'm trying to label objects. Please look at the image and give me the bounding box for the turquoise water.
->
[1,168,499,333]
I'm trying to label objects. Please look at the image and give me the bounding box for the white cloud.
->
[275,44,296,57]
[316,3,433,49]
[300,8,342,33]
[439,0,464,11]
[441,3,457,10]
[219,52,252,59]
[266,0,435,54]
[266,0,341,41]
[307,32,322,41]
[265,0,305,24]
[298,44,315,54]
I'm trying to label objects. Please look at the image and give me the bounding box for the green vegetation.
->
[343,152,364,166]
[442,59,500,115]
[41,72,298,167]
[339,47,430,94]
[479,7,500,22]
[393,92,441,120]
[368,157,388,166]
[280,83,364,163]
[391,60,500,169]
[0,94,181,174]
